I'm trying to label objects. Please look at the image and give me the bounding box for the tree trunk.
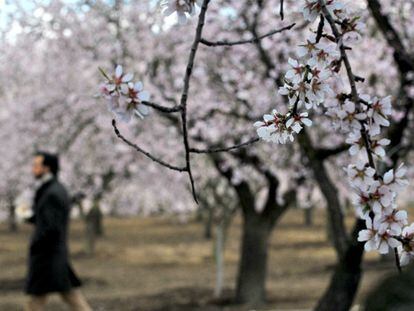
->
[89,201,104,237]
[204,206,213,240]
[235,214,271,306]
[85,218,96,255]
[84,205,102,254]
[214,221,224,298]
[8,203,18,232]
[304,207,313,227]
[315,219,365,311]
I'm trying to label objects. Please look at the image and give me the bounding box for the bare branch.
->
[315,143,348,160]
[200,23,295,47]
[178,0,211,203]
[141,100,182,113]
[280,0,285,20]
[189,137,260,154]
[112,119,187,172]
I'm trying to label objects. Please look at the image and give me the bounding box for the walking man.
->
[25,151,92,311]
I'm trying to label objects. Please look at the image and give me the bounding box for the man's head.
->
[32,151,59,179]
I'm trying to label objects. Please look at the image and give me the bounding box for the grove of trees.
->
[0,0,413,309]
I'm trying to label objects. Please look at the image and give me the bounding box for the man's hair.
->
[35,151,60,176]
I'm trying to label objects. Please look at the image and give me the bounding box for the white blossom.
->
[367,180,394,213]
[99,65,151,122]
[346,159,375,191]
[301,0,345,23]
[371,138,390,158]
[383,164,409,192]
[285,58,304,84]
[366,96,392,136]
[160,0,203,25]
[286,112,313,133]
[254,110,296,144]
[377,229,401,254]
[336,100,367,131]
[399,224,414,266]
[374,209,408,236]
[358,217,379,252]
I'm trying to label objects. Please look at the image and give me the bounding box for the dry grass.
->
[0,208,402,311]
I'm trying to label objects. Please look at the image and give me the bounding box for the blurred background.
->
[0,0,413,310]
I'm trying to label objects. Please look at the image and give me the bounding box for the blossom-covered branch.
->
[254,0,411,269]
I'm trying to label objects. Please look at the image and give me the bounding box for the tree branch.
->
[367,0,414,74]
[112,119,187,172]
[189,137,260,154]
[211,154,256,215]
[200,23,295,47]
[141,100,182,113]
[178,0,211,203]
[315,143,348,160]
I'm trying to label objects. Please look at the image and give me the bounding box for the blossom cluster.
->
[254,109,312,144]
[160,0,203,25]
[99,65,150,123]
[256,0,411,265]
[255,17,342,141]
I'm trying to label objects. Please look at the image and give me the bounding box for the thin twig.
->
[316,14,324,43]
[280,0,285,20]
[190,138,260,154]
[179,0,211,203]
[200,23,295,47]
[141,101,182,113]
[394,247,402,273]
[112,119,187,172]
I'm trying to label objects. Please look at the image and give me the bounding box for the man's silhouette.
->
[25,151,91,311]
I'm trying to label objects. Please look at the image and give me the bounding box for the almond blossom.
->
[160,0,203,25]
[99,66,151,122]
[399,224,414,266]
[383,164,409,192]
[254,110,294,144]
[374,208,408,236]
[357,217,379,252]
[256,0,411,266]
[286,112,313,133]
[335,100,367,131]
[366,96,393,136]
[302,0,345,23]
[367,180,394,213]
[285,58,305,84]
[346,160,375,191]
[376,227,401,254]
[305,76,333,109]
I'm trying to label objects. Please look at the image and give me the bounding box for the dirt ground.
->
[0,208,400,311]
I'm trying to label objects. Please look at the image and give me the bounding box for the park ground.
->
[0,208,404,311]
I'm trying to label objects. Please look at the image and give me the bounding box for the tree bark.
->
[8,203,18,233]
[85,218,96,255]
[214,221,225,298]
[91,202,104,237]
[84,204,102,254]
[304,207,313,227]
[235,213,271,305]
[204,206,213,240]
[315,219,365,311]
[298,131,348,259]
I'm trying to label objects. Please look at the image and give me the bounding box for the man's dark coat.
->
[25,177,81,295]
